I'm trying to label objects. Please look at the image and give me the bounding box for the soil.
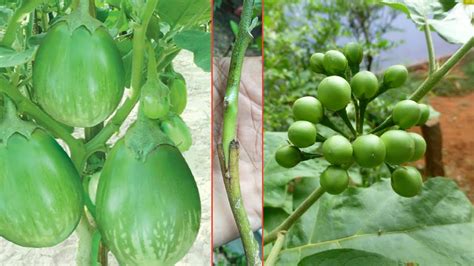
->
[412,92,474,202]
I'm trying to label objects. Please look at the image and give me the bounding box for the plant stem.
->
[85,0,158,154]
[264,231,286,266]
[218,143,261,265]
[90,230,101,265]
[337,109,356,137]
[358,99,368,134]
[265,187,325,245]
[76,214,95,266]
[221,0,256,163]
[371,37,474,134]
[1,0,44,47]
[320,116,351,139]
[423,20,436,75]
[352,95,360,133]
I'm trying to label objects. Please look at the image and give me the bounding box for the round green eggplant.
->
[0,129,83,247]
[96,140,201,265]
[33,21,125,127]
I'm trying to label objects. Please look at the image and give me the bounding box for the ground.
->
[427,93,474,202]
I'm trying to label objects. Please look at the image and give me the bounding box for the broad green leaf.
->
[429,4,474,44]
[156,0,210,28]
[104,9,128,37]
[382,0,473,44]
[298,249,400,266]
[0,46,36,67]
[381,0,445,24]
[274,177,474,265]
[174,30,210,72]
[0,6,12,27]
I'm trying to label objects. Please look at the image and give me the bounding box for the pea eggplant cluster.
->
[275,43,429,198]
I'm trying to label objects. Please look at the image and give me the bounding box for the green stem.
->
[265,187,325,245]
[316,133,327,142]
[264,231,286,266]
[90,230,101,266]
[218,142,261,265]
[0,78,86,169]
[301,152,323,161]
[85,0,158,154]
[73,0,91,14]
[320,116,351,139]
[1,0,44,47]
[337,109,356,137]
[371,37,474,134]
[423,20,436,75]
[352,95,360,133]
[221,0,256,163]
[358,100,368,134]
[76,214,95,266]
[40,10,48,31]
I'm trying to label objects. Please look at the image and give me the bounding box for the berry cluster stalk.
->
[218,0,261,264]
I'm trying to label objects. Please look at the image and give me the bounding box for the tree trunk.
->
[421,120,445,177]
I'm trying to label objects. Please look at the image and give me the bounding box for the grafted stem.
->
[221,0,256,163]
[218,143,261,265]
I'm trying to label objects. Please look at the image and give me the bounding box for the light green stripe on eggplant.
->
[33,19,125,127]
[0,129,83,247]
[96,140,201,265]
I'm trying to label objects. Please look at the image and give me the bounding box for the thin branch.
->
[264,231,287,266]
[221,0,256,163]
[265,187,325,245]
[423,19,437,75]
[371,37,474,134]
[218,142,261,265]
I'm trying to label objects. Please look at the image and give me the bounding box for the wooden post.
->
[421,117,445,177]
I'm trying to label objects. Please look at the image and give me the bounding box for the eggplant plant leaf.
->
[298,249,400,266]
[0,46,36,68]
[174,30,211,72]
[382,0,474,44]
[272,177,474,265]
[156,0,210,28]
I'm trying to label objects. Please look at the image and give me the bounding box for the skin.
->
[417,103,430,125]
[287,121,317,148]
[292,96,323,124]
[317,76,351,111]
[383,65,408,88]
[351,71,379,99]
[323,50,348,75]
[275,145,301,168]
[322,135,353,165]
[352,134,386,168]
[409,132,427,161]
[320,166,349,195]
[310,53,325,73]
[0,129,83,247]
[213,57,262,246]
[391,166,423,198]
[392,100,421,129]
[343,42,363,66]
[380,130,415,165]
[33,22,125,127]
